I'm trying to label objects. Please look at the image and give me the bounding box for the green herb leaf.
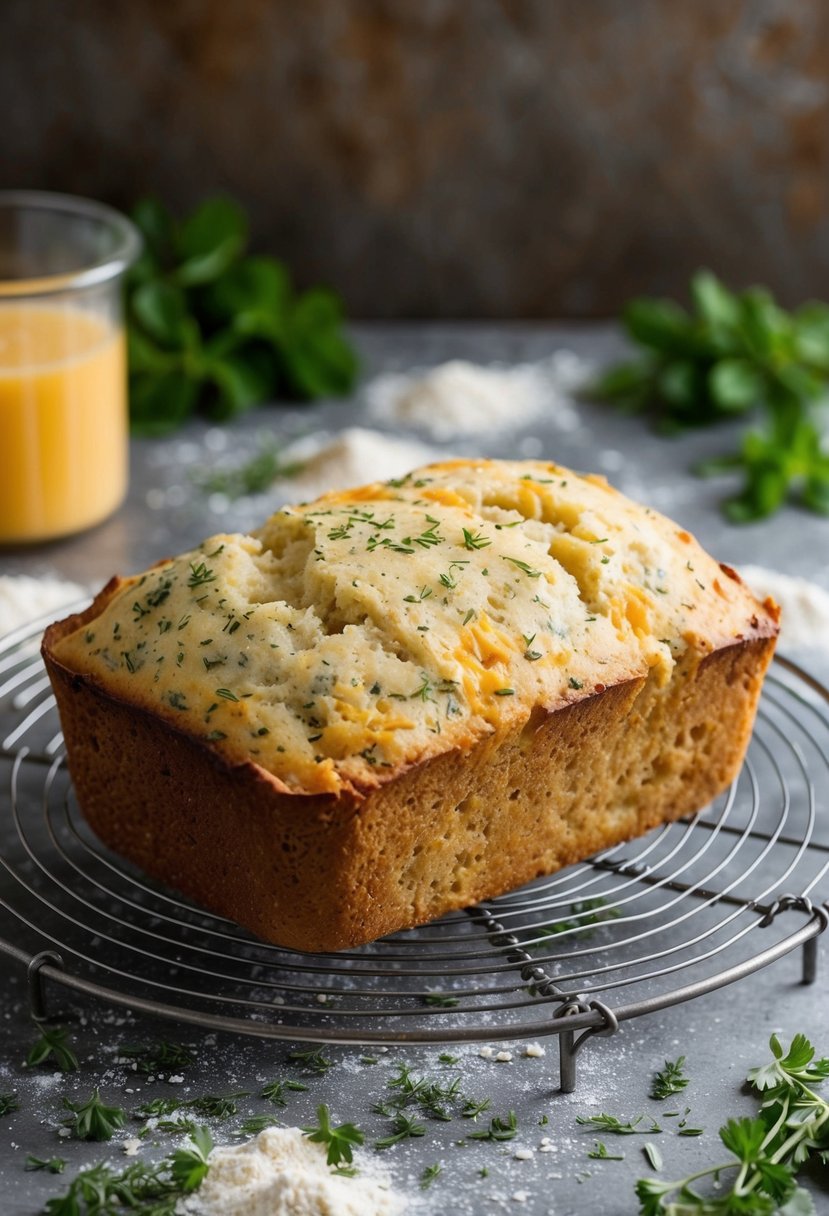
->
[576,1113,660,1135]
[589,1140,624,1160]
[467,1110,518,1142]
[289,1047,334,1074]
[420,1163,443,1189]
[62,1089,126,1141]
[175,197,247,287]
[649,1057,690,1101]
[591,270,829,520]
[126,198,357,433]
[131,281,191,348]
[117,1040,195,1077]
[302,1104,365,1167]
[376,1111,427,1148]
[40,1127,212,1213]
[26,1025,79,1073]
[25,1155,66,1173]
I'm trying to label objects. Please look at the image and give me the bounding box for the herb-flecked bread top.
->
[52,459,778,796]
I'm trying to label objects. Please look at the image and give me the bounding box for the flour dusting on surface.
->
[175,1127,404,1216]
[366,353,589,440]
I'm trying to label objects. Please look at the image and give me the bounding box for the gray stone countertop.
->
[1,323,828,1214]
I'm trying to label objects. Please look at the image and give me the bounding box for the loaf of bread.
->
[43,459,779,951]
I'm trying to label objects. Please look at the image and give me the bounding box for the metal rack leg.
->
[557,1000,619,1094]
[802,936,819,985]
[559,1026,577,1093]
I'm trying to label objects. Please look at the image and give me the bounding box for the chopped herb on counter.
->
[25,1025,78,1073]
[467,1111,518,1142]
[588,1140,624,1160]
[117,1040,195,1077]
[576,1113,661,1136]
[62,1089,126,1141]
[376,1112,427,1148]
[650,1057,690,1101]
[420,1163,443,1189]
[25,1155,66,1173]
[288,1048,334,1074]
[302,1103,364,1167]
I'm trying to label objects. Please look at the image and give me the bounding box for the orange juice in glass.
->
[0,192,140,544]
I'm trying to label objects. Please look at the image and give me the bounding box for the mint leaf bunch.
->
[127,197,358,436]
[592,271,829,521]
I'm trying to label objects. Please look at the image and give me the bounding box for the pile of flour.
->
[175,1127,404,1216]
[365,353,589,440]
[739,565,829,654]
[276,427,443,500]
[0,574,89,637]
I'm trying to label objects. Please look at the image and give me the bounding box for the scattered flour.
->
[176,1127,404,1216]
[739,565,829,656]
[366,353,589,440]
[0,574,88,637]
[277,427,445,501]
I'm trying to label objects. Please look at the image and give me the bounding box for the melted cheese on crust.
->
[54,459,778,795]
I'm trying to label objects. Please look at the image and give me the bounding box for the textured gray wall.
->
[2,0,829,317]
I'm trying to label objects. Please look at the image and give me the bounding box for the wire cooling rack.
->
[1,608,827,1091]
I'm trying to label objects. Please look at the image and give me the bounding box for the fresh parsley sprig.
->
[301,1103,365,1167]
[127,197,358,436]
[591,270,829,521]
[636,1033,829,1214]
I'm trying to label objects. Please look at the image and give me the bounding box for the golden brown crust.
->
[44,601,776,951]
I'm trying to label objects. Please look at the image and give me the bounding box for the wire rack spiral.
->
[1,608,828,1090]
